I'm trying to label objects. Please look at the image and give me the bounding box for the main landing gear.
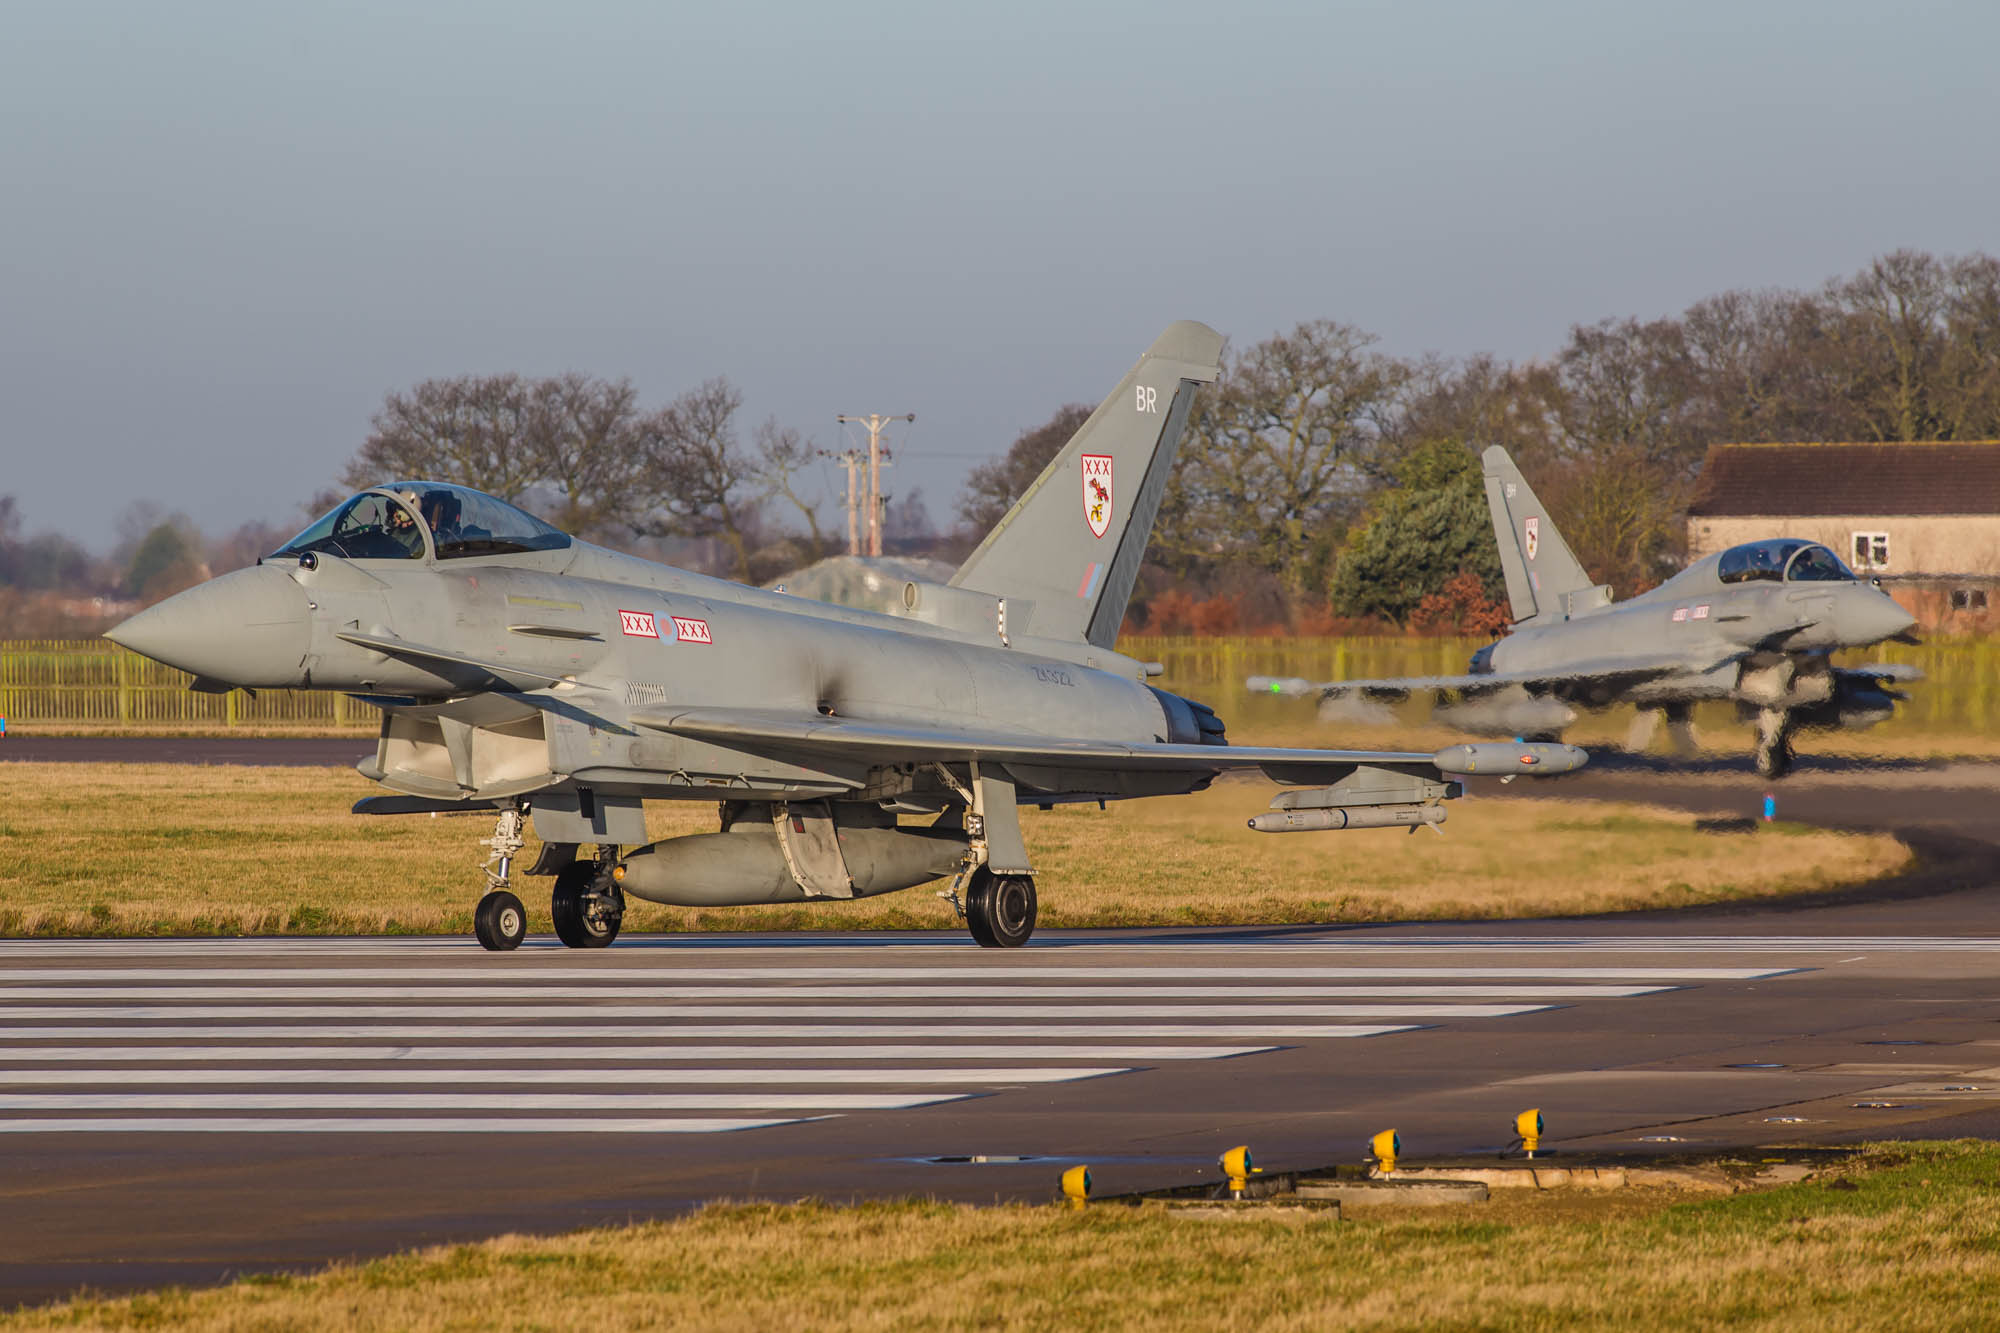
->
[551,861,624,949]
[964,867,1037,948]
[1753,707,1797,779]
[471,803,624,951]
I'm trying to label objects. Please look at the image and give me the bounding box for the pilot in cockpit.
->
[418,489,463,544]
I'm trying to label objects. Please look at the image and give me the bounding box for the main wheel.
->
[966,869,1036,949]
[551,865,621,949]
[474,890,527,952]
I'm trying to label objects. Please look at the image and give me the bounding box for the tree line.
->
[8,247,1995,638]
[973,248,2000,632]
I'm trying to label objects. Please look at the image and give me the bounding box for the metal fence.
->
[2,636,1991,734]
[0,641,374,730]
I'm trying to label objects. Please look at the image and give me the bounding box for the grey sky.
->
[3,0,1994,549]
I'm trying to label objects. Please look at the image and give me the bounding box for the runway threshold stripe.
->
[0,1092,970,1111]
[0,966,1796,981]
[0,1024,1419,1039]
[0,984,1673,1000]
[0,1117,812,1134]
[0,1044,1275,1063]
[0,1067,1129,1086]
[0,1003,1549,1020]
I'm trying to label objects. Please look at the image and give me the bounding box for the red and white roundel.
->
[1082,454,1113,539]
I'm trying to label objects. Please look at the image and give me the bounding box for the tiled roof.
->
[1688,442,2000,517]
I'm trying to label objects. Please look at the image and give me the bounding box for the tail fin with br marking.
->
[950,322,1224,648]
[1481,445,1612,624]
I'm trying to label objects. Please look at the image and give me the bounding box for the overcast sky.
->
[3,0,1994,549]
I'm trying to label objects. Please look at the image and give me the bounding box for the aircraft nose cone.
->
[1844,588,1918,646]
[105,564,312,688]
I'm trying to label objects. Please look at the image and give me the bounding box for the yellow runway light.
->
[1060,1164,1092,1210]
[1219,1145,1253,1197]
[1371,1128,1400,1174]
[1517,1108,1543,1157]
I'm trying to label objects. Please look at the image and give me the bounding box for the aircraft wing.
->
[630,706,1582,783]
[1249,654,1693,702]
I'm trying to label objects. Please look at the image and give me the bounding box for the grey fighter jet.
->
[107,325,1582,953]
[1253,446,1919,778]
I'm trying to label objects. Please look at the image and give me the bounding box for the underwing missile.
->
[1247,804,1447,833]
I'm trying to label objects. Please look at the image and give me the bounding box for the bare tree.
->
[1161,321,1411,596]
[342,374,547,501]
[633,378,763,581]
[524,373,648,537]
[754,419,833,557]
[955,403,1092,534]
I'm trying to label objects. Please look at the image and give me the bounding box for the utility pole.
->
[836,450,863,556]
[836,413,914,557]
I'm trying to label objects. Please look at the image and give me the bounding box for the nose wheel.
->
[966,868,1037,948]
[474,890,527,951]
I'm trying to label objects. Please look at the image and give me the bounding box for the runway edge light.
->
[1370,1129,1400,1175]
[1061,1165,1092,1210]
[1220,1145,1253,1197]
[1516,1108,1544,1158]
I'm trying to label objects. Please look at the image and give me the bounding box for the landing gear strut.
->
[1753,707,1796,779]
[474,803,530,952]
[965,867,1037,948]
[552,859,624,949]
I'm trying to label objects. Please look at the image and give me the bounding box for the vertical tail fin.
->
[1481,445,1612,624]
[951,322,1224,648]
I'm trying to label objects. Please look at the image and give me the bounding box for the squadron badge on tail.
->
[1082,453,1113,538]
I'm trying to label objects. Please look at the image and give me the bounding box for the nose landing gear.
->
[473,803,532,952]
[473,889,527,951]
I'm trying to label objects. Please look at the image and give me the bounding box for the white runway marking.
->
[0,936,1816,1136]
[0,1024,1421,1040]
[0,1067,1127,1086]
[0,984,1673,1000]
[0,1117,812,1134]
[3,932,1977,957]
[0,1003,1552,1020]
[0,965,1797,980]
[0,1044,1274,1063]
[0,1093,970,1111]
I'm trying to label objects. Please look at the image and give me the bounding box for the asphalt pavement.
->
[2,737,1998,1309]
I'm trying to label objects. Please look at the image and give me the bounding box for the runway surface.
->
[5,736,2000,1307]
[6,915,2000,1307]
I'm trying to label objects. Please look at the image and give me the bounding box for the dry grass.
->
[7,1143,1998,1331]
[0,763,1906,937]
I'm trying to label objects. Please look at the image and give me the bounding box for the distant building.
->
[1686,441,2000,632]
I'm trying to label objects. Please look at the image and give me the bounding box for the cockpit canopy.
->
[1716,539,1854,585]
[275,482,572,562]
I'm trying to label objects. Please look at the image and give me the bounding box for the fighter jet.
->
[107,325,1582,953]
[1253,446,1919,779]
